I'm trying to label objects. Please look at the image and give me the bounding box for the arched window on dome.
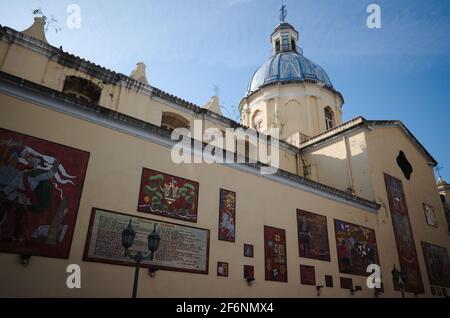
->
[275,40,281,54]
[324,107,335,130]
[252,110,264,132]
[161,112,190,131]
[291,39,297,52]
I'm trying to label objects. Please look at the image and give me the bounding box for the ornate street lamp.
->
[391,264,407,298]
[121,219,161,298]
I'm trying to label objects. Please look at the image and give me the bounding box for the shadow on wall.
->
[306,150,374,201]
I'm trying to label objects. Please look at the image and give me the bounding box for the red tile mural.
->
[218,189,236,242]
[421,242,450,288]
[264,225,288,282]
[138,168,199,223]
[0,128,89,258]
[334,219,380,276]
[384,173,424,293]
[297,209,330,261]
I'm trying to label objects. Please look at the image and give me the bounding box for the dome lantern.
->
[271,1,299,54]
[246,2,334,96]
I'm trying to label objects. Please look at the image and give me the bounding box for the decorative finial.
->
[280,0,287,23]
[213,84,220,97]
[130,62,149,85]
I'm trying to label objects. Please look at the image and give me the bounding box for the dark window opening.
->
[397,151,413,180]
[275,40,281,54]
[161,112,190,131]
[441,194,446,204]
[324,107,335,130]
[63,76,102,104]
[291,39,296,52]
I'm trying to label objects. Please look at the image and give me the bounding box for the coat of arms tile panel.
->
[138,168,199,223]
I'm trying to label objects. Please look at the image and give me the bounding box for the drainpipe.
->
[344,135,355,193]
[296,152,301,176]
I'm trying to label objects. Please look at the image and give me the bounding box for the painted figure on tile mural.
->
[220,212,235,239]
[0,140,76,244]
[298,215,311,255]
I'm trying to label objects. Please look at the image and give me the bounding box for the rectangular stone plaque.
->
[84,208,210,274]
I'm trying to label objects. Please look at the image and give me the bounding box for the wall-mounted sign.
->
[0,128,89,259]
[84,208,210,274]
[138,168,199,223]
[325,275,333,288]
[340,277,353,290]
[300,265,316,286]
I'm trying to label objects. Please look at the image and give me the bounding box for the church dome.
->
[247,51,333,95]
[437,177,448,187]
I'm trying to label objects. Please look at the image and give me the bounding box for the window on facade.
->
[291,39,296,52]
[161,112,190,131]
[281,35,289,48]
[441,194,446,204]
[324,107,335,130]
[244,140,258,163]
[275,40,281,54]
[252,110,264,132]
[396,151,413,180]
[62,76,102,104]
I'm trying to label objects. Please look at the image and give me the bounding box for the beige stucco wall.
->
[303,130,374,201]
[1,44,49,84]
[0,94,408,298]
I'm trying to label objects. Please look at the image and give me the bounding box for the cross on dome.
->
[280,0,287,23]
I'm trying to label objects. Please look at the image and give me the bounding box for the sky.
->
[1,0,450,180]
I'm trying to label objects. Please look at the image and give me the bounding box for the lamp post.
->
[121,219,161,298]
[391,264,406,298]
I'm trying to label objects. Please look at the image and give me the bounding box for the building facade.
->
[0,12,449,298]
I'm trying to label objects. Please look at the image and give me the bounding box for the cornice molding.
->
[0,71,380,212]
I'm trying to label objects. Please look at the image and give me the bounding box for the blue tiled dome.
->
[247,52,333,95]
